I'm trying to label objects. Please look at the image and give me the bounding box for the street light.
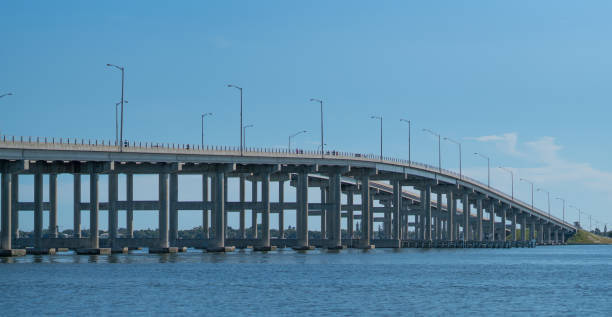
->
[423,128,441,172]
[520,178,534,211]
[114,100,128,145]
[288,130,307,151]
[106,64,125,150]
[309,98,324,158]
[243,124,254,148]
[370,115,383,160]
[555,197,565,225]
[399,118,411,165]
[227,84,243,156]
[443,137,462,179]
[474,152,490,187]
[498,167,514,200]
[537,187,551,222]
[201,112,213,148]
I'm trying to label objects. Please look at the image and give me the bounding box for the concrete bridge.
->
[0,136,576,255]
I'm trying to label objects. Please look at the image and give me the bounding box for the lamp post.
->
[520,178,534,211]
[399,118,411,166]
[474,153,490,187]
[443,136,462,179]
[227,84,243,156]
[309,98,324,158]
[106,64,125,150]
[288,130,307,151]
[370,115,383,160]
[201,112,213,148]
[498,167,514,200]
[423,128,441,172]
[243,124,254,149]
[555,197,565,225]
[115,100,128,145]
[537,188,551,222]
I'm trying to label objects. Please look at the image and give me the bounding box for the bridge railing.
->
[0,134,573,229]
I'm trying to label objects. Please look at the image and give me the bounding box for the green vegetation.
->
[567,229,612,245]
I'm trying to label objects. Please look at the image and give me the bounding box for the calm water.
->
[2,245,612,316]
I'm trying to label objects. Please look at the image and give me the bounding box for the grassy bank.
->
[567,229,612,245]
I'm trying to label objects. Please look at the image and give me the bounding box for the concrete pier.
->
[278,180,284,239]
[251,179,258,239]
[49,174,58,238]
[169,173,178,246]
[239,176,246,239]
[34,173,43,249]
[90,172,99,249]
[126,173,134,238]
[1,173,13,250]
[73,174,81,238]
[158,173,169,249]
[11,174,19,240]
[202,174,209,239]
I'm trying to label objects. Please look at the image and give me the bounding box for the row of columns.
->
[1,168,568,251]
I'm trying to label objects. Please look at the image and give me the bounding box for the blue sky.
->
[1,1,611,231]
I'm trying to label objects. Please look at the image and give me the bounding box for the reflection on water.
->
[1,246,612,315]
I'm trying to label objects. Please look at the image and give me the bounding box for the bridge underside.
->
[0,145,575,255]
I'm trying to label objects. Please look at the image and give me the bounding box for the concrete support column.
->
[530,220,536,241]
[320,185,327,239]
[169,173,178,245]
[126,173,134,238]
[476,199,483,241]
[327,172,342,248]
[347,190,354,239]
[489,203,495,241]
[296,172,309,248]
[210,171,225,249]
[224,176,228,234]
[447,191,454,241]
[521,214,527,241]
[158,173,169,248]
[251,179,258,239]
[547,225,552,243]
[435,193,442,240]
[463,193,469,241]
[554,228,559,244]
[384,204,391,239]
[89,172,99,249]
[501,207,507,242]
[73,174,81,238]
[561,230,565,243]
[538,223,544,244]
[425,185,432,241]
[239,176,246,239]
[392,180,401,241]
[260,172,271,248]
[360,175,372,248]
[278,180,285,239]
[49,174,58,238]
[11,174,18,239]
[108,173,118,248]
[511,212,517,241]
[34,173,43,249]
[1,173,12,250]
[202,175,209,239]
